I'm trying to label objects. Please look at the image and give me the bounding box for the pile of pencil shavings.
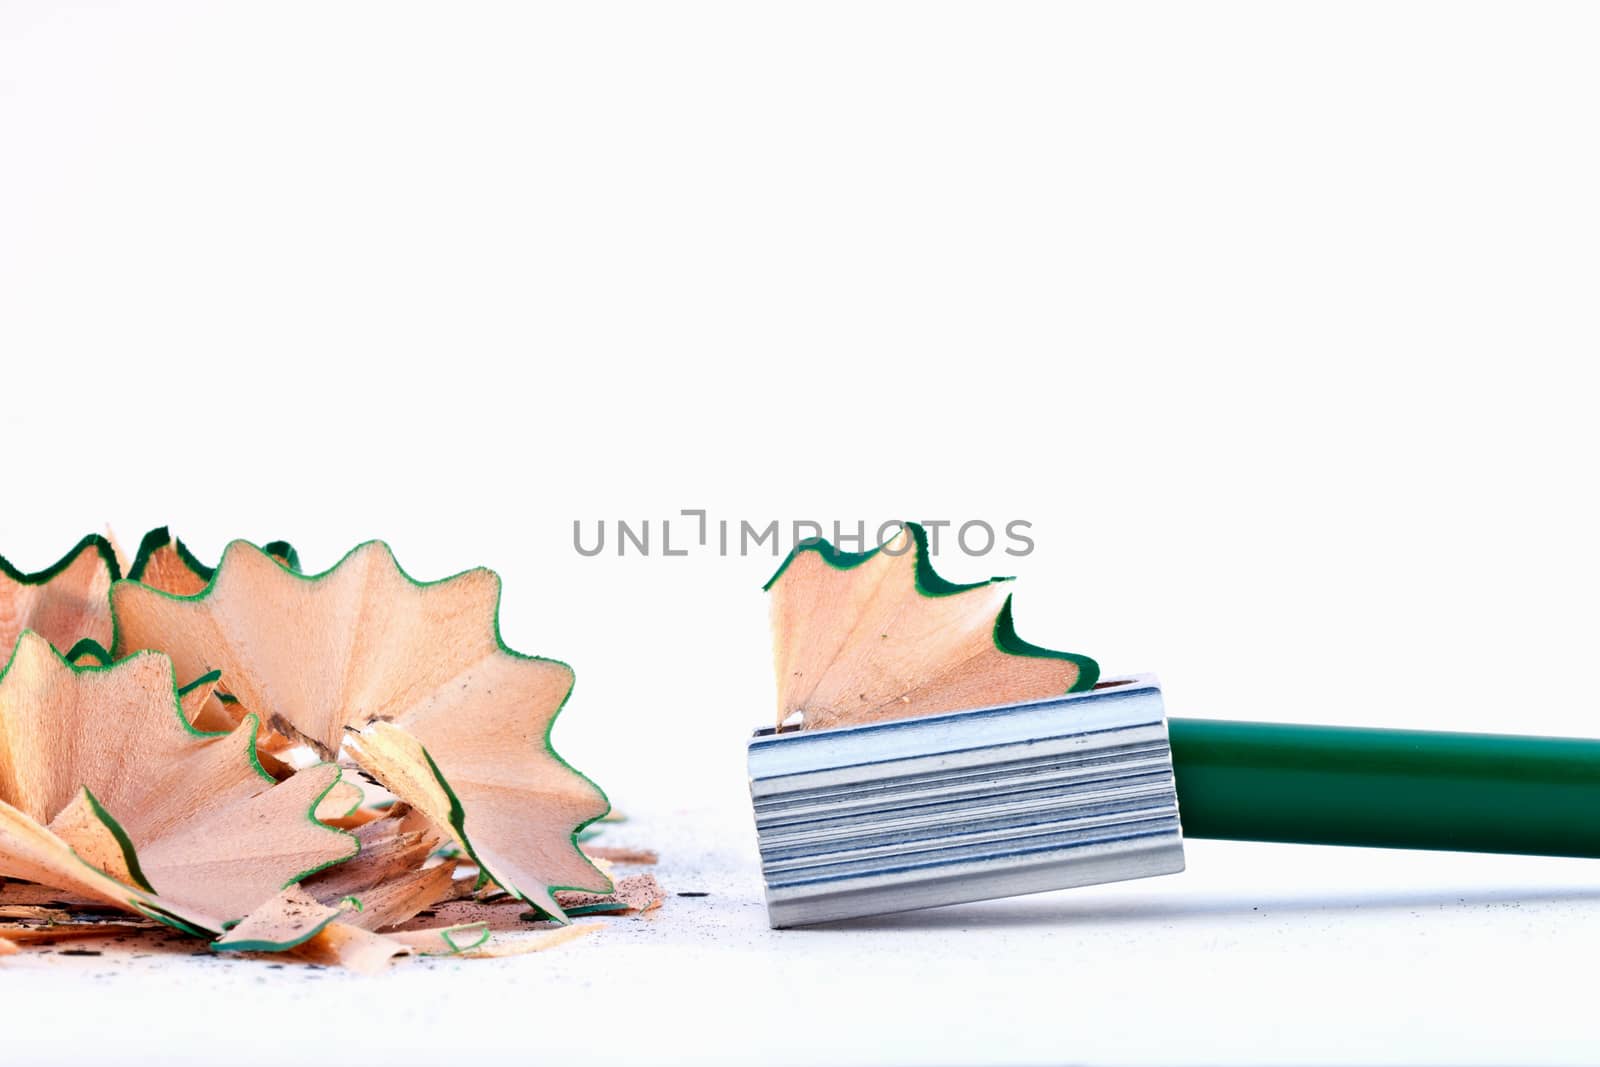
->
[0,530,660,972]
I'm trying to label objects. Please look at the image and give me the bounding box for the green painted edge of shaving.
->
[209,907,346,954]
[176,668,223,697]
[763,521,1004,595]
[761,537,878,591]
[0,532,122,585]
[430,921,492,955]
[230,713,277,785]
[127,527,211,584]
[63,638,114,667]
[281,764,363,888]
[131,900,212,939]
[127,527,173,583]
[77,786,156,893]
[993,595,1099,692]
[109,537,612,913]
[128,528,303,583]
[763,520,1099,693]
[330,780,364,820]
[560,901,630,917]
[260,540,302,572]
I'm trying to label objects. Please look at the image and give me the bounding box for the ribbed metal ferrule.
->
[748,676,1185,927]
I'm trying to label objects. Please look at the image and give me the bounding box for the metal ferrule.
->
[747,676,1186,927]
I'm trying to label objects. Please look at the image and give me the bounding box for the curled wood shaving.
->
[767,521,1096,730]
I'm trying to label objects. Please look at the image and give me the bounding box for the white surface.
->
[8,804,1600,1066]
[2,2,1598,1064]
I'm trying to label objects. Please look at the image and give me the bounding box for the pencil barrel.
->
[1169,718,1600,857]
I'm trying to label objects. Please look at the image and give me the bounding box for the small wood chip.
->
[385,921,492,956]
[0,883,104,910]
[0,920,159,943]
[340,861,459,933]
[212,886,351,953]
[555,874,665,916]
[0,905,72,922]
[581,846,659,865]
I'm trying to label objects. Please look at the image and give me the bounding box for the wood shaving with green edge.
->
[765,520,1098,731]
[0,529,660,972]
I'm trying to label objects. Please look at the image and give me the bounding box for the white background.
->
[2,3,1598,1064]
